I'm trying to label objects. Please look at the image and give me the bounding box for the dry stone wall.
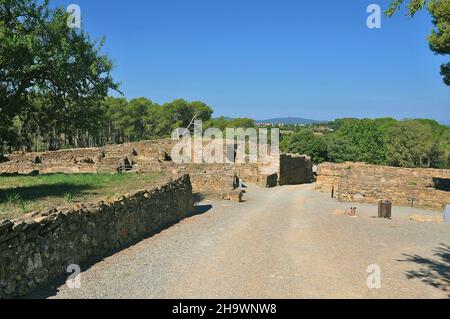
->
[171,164,238,196]
[0,175,193,298]
[1,148,101,175]
[316,162,450,210]
[279,154,313,186]
[0,140,178,176]
[0,139,313,196]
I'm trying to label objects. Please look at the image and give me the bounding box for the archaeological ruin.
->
[0,139,314,198]
[1,139,450,298]
[315,162,450,210]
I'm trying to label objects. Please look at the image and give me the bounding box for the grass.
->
[0,172,165,220]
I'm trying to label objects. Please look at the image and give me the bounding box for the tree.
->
[228,118,256,129]
[0,0,118,151]
[385,121,429,167]
[386,0,450,85]
[327,119,386,164]
[126,98,153,141]
[147,99,214,137]
[0,0,51,149]
[428,0,450,84]
[386,0,429,16]
[281,130,329,163]
[385,119,449,168]
[104,97,129,144]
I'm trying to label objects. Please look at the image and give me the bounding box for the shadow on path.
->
[400,243,450,297]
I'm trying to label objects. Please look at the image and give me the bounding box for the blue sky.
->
[52,0,449,122]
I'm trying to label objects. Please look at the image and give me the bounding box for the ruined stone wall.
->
[279,154,313,186]
[172,164,237,195]
[0,139,312,195]
[316,162,450,210]
[0,140,177,176]
[0,175,193,298]
[1,148,102,175]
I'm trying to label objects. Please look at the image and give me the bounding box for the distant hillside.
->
[256,117,326,125]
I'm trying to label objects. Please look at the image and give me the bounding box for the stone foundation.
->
[316,162,450,210]
[0,139,313,197]
[279,154,313,186]
[0,175,193,298]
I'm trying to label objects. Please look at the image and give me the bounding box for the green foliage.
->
[386,0,428,17]
[385,121,428,167]
[64,192,73,203]
[93,97,215,142]
[0,0,118,152]
[428,0,450,84]
[5,192,21,205]
[328,119,386,165]
[386,119,449,168]
[204,117,256,132]
[281,118,450,168]
[18,201,30,213]
[281,130,329,163]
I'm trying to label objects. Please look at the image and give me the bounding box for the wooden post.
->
[410,195,415,207]
[378,200,392,219]
[331,186,335,199]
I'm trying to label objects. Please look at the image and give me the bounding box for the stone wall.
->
[279,154,313,186]
[1,147,102,175]
[316,162,450,210]
[172,164,238,196]
[0,139,313,196]
[0,175,194,298]
[0,140,178,175]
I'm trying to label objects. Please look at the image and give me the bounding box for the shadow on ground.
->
[400,243,450,297]
[26,201,213,299]
[0,183,94,203]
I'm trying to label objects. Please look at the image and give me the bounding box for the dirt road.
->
[30,184,449,299]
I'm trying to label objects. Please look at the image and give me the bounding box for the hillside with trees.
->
[281,118,450,169]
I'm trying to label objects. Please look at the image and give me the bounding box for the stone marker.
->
[445,205,450,224]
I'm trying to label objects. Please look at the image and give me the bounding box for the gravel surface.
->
[29,184,450,299]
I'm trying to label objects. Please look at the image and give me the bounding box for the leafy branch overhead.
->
[386,0,450,85]
[385,0,428,17]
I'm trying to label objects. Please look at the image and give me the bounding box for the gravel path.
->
[30,184,450,299]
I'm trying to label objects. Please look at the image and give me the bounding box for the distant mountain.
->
[256,117,326,125]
